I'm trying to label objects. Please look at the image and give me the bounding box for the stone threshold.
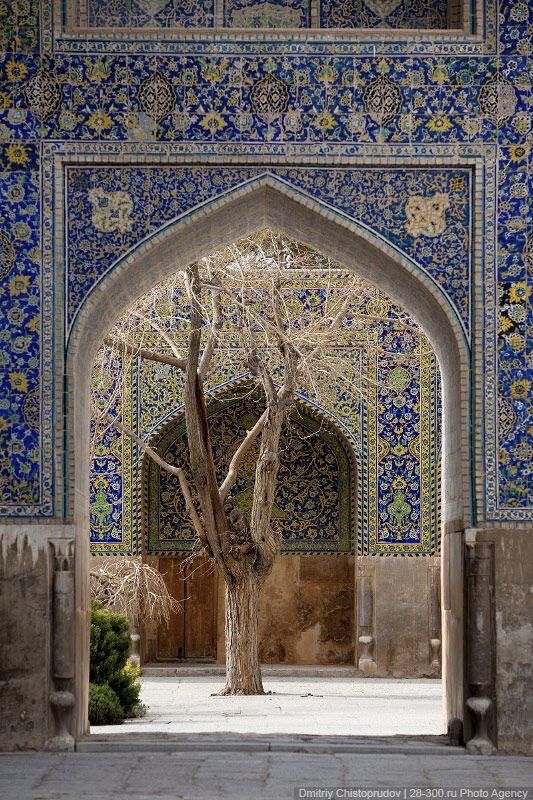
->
[79,732,462,755]
[141,664,441,679]
[143,664,361,678]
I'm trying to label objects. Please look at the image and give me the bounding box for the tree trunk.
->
[220,573,264,695]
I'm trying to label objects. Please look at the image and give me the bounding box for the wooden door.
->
[157,556,217,661]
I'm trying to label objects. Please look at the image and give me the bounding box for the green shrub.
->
[89,601,142,723]
[90,601,131,683]
[88,682,124,725]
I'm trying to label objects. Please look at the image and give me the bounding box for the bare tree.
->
[90,556,182,628]
[91,230,419,694]
[90,556,182,664]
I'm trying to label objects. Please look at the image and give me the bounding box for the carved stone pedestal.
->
[46,539,75,752]
[48,688,75,751]
[465,539,496,755]
[428,559,441,675]
[357,571,377,674]
[429,637,441,669]
[466,697,496,755]
[358,635,377,674]
[129,621,141,667]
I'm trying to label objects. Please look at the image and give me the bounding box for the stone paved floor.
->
[92,676,444,737]
[1,750,532,800]
[5,677,529,800]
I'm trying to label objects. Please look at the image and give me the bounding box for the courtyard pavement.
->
[92,675,445,737]
[2,677,530,799]
[1,750,532,800]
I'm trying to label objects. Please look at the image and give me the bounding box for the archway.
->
[67,175,471,740]
[141,385,358,666]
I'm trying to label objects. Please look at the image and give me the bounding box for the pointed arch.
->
[141,379,358,557]
[67,173,470,739]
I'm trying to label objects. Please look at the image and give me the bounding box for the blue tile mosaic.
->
[89,290,441,556]
[65,166,472,334]
[320,0,449,29]
[0,166,46,513]
[87,0,216,28]
[84,0,452,30]
[0,0,40,53]
[0,0,530,528]
[224,0,310,27]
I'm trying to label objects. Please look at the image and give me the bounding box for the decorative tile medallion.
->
[251,74,290,116]
[405,194,450,238]
[23,69,63,121]
[87,188,134,233]
[478,77,518,125]
[0,231,16,281]
[137,72,175,122]
[363,75,402,126]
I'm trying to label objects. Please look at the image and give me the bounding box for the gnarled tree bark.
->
[221,575,263,695]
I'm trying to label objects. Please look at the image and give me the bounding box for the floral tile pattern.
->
[0,0,40,53]
[224,0,310,28]
[65,165,472,334]
[83,0,450,30]
[87,0,215,28]
[145,396,355,554]
[0,166,45,512]
[320,0,449,29]
[90,285,441,556]
[0,0,530,527]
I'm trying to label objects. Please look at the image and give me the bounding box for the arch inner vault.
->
[68,176,470,740]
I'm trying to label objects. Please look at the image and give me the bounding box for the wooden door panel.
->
[156,556,217,661]
[157,557,185,660]
[184,561,217,660]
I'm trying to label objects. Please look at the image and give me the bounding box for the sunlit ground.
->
[91,675,443,737]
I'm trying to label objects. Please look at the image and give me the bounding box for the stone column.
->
[357,566,377,674]
[428,558,441,673]
[46,539,75,752]
[129,615,141,667]
[441,524,464,739]
[309,0,320,27]
[465,539,496,754]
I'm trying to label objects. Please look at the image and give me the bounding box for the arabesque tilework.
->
[0,168,44,512]
[320,0,449,29]
[224,0,310,28]
[87,0,216,29]
[89,284,441,556]
[144,394,355,554]
[0,0,530,529]
[81,0,451,30]
[66,166,471,333]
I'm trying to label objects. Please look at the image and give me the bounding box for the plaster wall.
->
[0,527,51,750]
[359,556,441,678]
[477,529,533,755]
[209,555,441,675]
[258,556,356,666]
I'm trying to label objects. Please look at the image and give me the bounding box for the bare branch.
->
[104,336,187,371]
[90,556,182,628]
[199,276,223,381]
[219,409,268,502]
[102,412,209,550]
[91,229,427,598]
